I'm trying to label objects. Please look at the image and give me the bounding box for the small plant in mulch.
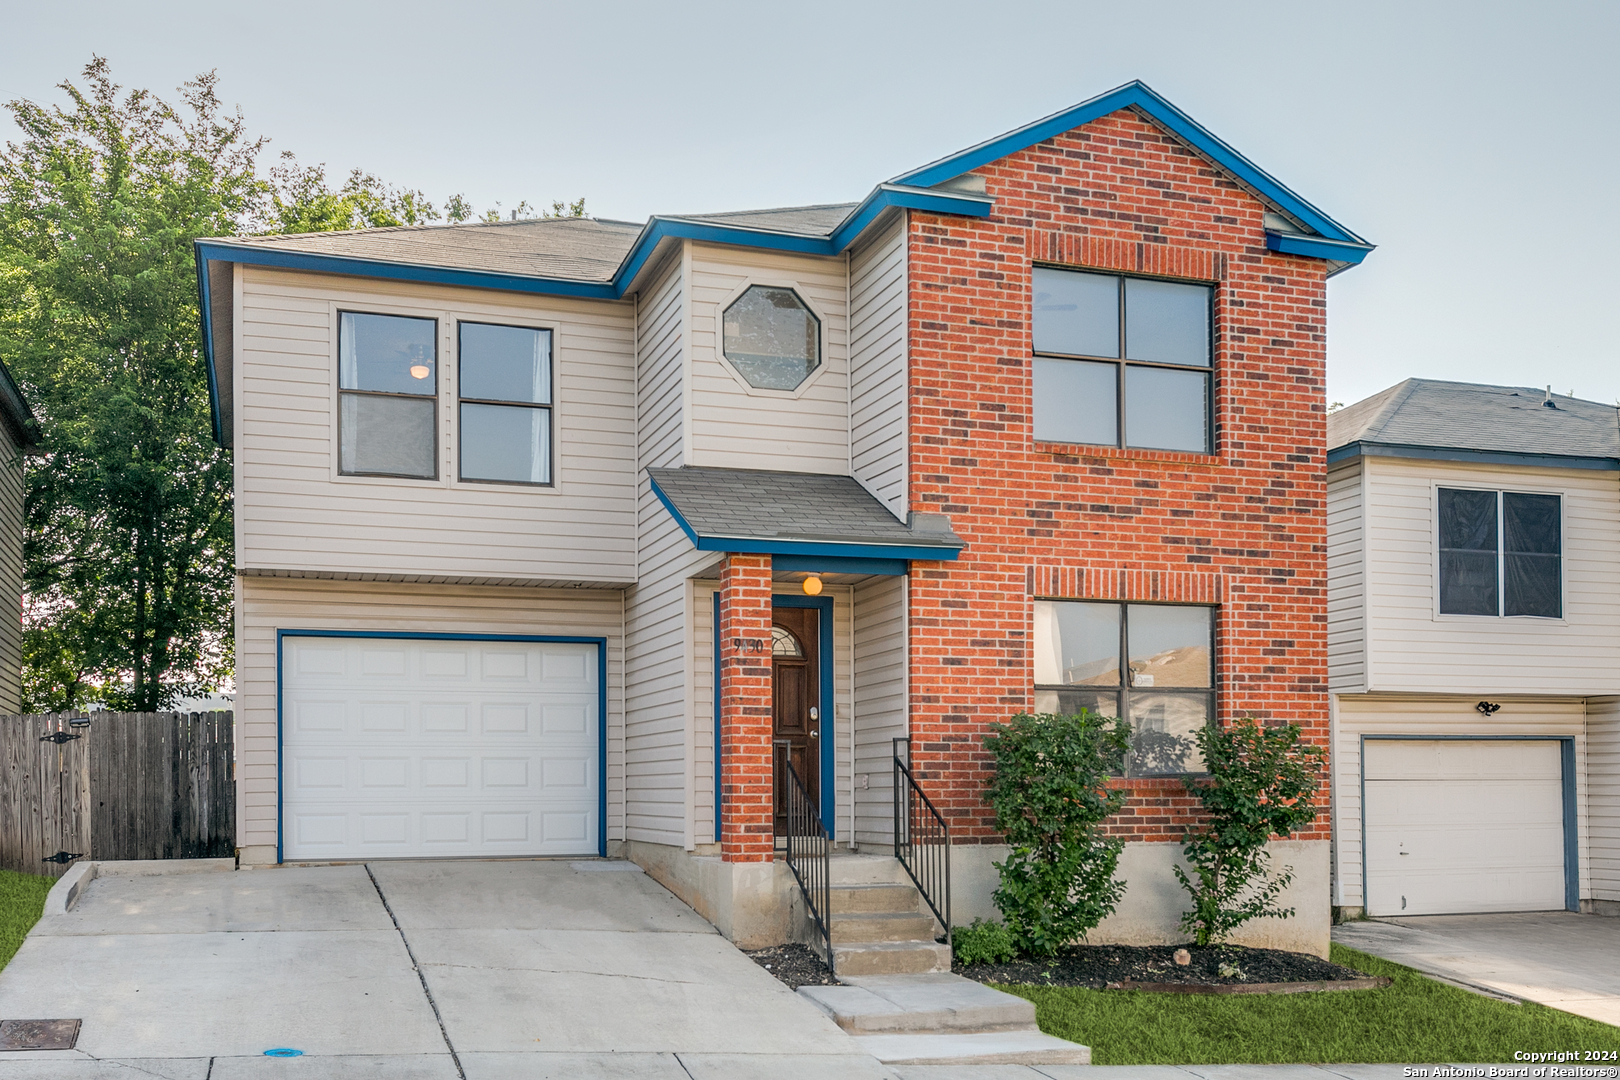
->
[744,943,837,990]
[954,942,1370,990]
[1174,716,1326,948]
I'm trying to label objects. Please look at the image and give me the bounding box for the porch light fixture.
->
[802,575,823,596]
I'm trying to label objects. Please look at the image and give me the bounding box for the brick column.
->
[719,553,774,862]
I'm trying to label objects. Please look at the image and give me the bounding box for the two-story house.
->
[196,81,1370,960]
[1328,379,1620,919]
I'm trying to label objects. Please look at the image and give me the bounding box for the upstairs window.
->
[458,322,553,485]
[1033,599,1214,775]
[338,312,438,479]
[1031,268,1212,453]
[1438,488,1562,618]
[722,285,820,390]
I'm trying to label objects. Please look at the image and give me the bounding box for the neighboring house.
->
[0,360,35,714]
[1328,379,1620,919]
[195,81,1370,955]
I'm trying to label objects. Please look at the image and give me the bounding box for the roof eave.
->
[1329,440,1620,471]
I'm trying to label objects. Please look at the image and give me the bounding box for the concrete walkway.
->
[1333,911,1620,1025]
[0,858,894,1078]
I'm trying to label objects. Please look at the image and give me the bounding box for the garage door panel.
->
[1364,739,1566,916]
[281,636,601,860]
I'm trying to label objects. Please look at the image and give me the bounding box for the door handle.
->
[808,729,819,739]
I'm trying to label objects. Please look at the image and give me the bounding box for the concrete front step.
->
[797,973,1036,1035]
[829,883,922,915]
[832,939,952,976]
[830,912,940,944]
[851,1030,1092,1066]
[827,854,912,886]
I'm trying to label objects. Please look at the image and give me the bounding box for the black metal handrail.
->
[775,740,832,969]
[893,737,951,947]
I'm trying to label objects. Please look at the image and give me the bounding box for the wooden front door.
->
[771,606,821,835]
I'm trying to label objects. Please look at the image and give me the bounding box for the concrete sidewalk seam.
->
[366,863,466,1080]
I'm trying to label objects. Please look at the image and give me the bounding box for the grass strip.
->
[0,869,54,972]
[996,942,1620,1065]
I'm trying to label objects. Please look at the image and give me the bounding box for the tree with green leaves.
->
[981,709,1131,955]
[0,57,584,710]
[1173,716,1327,946]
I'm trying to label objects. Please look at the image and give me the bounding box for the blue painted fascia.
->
[646,473,963,563]
[827,184,993,251]
[773,593,837,835]
[891,80,1371,249]
[713,592,722,844]
[1329,441,1620,472]
[1264,231,1373,265]
[771,554,909,577]
[195,247,223,445]
[274,629,611,863]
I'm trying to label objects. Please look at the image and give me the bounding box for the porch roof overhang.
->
[646,466,964,570]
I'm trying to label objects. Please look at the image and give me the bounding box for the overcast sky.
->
[4,0,1615,411]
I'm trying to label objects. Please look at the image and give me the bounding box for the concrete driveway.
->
[1333,912,1620,1025]
[0,859,899,1079]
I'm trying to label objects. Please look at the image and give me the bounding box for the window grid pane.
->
[1438,488,1500,616]
[339,392,436,479]
[1034,599,1215,777]
[459,402,552,485]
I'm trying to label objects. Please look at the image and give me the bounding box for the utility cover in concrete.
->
[0,1018,81,1050]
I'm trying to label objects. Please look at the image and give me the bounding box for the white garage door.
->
[1364,739,1565,917]
[281,635,600,860]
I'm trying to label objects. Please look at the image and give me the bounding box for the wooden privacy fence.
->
[0,712,235,878]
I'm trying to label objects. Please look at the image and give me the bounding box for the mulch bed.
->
[744,943,838,990]
[957,943,1373,990]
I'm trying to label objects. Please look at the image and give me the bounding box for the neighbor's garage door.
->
[1364,739,1565,916]
[281,635,600,860]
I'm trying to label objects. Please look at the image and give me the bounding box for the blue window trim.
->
[1358,734,1579,914]
[647,475,961,563]
[771,593,836,835]
[275,629,609,863]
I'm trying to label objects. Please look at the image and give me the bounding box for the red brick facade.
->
[905,108,1331,844]
[719,554,775,862]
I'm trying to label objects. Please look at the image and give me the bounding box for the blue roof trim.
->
[195,248,223,445]
[772,554,909,577]
[1329,441,1620,471]
[646,474,961,563]
[891,80,1371,249]
[1265,232,1373,264]
[194,241,621,300]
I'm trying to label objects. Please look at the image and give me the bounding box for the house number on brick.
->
[729,637,765,654]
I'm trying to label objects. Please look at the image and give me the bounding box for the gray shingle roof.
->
[225,216,645,282]
[673,203,857,237]
[1329,379,1620,462]
[646,466,963,553]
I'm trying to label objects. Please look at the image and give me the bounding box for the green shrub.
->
[952,918,1018,966]
[982,709,1130,956]
[1174,716,1326,946]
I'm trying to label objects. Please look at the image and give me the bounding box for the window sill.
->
[1033,441,1224,467]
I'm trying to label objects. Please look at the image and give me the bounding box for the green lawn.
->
[997,943,1620,1065]
[0,869,54,972]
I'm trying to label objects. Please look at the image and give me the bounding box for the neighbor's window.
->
[1033,600,1214,775]
[458,322,553,485]
[1031,268,1212,453]
[1438,488,1562,618]
[722,285,821,390]
[338,311,438,479]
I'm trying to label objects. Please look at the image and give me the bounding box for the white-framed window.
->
[1033,599,1215,776]
[1437,487,1562,618]
[1031,267,1213,453]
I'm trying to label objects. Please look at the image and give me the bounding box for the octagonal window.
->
[722,285,821,391]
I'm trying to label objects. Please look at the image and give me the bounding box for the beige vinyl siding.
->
[1326,461,1366,694]
[685,242,850,475]
[848,214,908,518]
[1331,695,1589,908]
[1363,457,1620,695]
[625,255,711,847]
[235,267,636,585]
[1590,696,1620,902]
[236,575,626,853]
[0,435,23,713]
[853,574,907,848]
